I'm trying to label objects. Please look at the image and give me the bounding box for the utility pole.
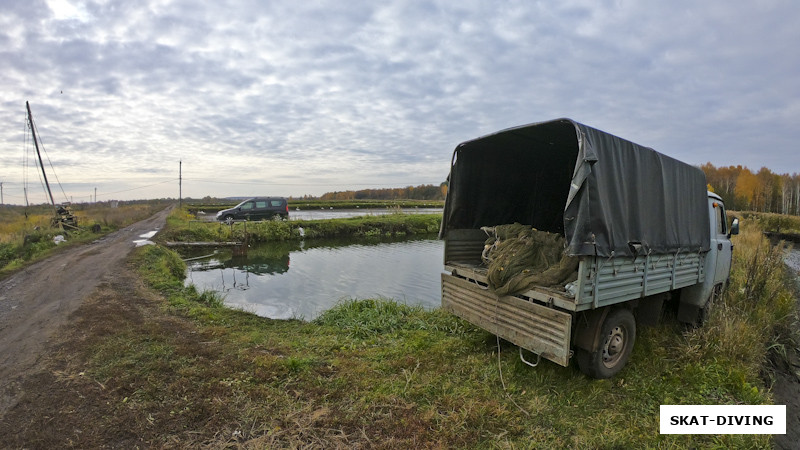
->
[179,160,182,209]
[26,102,56,211]
[0,181,3,205]
[94,187,97,203]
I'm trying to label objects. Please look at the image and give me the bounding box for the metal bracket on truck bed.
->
[519,347,541,367]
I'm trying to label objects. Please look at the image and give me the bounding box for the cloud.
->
[0,0,798,202]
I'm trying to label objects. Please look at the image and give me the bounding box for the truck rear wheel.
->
[576,308,636,379]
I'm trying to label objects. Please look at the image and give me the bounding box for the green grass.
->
[735,210,800,234]
[84,209,798,447]
[158,207,442,244]
[289,198,443,210]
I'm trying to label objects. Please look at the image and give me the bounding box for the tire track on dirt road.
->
[0,207,171,416]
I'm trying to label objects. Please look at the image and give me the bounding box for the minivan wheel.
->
[576,308,636,379]
[223,215,235,225]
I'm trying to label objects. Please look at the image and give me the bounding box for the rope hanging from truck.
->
[481,223,579,297]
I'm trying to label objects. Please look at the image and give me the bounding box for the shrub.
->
[0,243,16,268]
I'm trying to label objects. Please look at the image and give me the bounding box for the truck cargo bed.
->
[443,251,706,367]
[445,262,576,310]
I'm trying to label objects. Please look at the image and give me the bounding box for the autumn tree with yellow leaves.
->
[701,163,800,214]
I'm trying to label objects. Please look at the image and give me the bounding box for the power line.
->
[182,178,442,187]
[96,178,179,198]
[1,178,177,203]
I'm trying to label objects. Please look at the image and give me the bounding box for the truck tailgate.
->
[441,273,572,366]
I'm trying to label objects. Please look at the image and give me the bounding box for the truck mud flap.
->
[442,273,572,366]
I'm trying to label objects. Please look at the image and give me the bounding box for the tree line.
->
[319,183,448,201]
[701,163,800,215]
[312,164,800,216]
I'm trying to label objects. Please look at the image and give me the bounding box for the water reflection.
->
[182,236,443,320]
[186,251,291,276]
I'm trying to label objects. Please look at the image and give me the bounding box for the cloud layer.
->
[1,0,798,202]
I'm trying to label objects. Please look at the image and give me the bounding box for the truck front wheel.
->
[576,308,636,379]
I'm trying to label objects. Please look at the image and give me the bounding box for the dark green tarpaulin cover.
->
[440,118,710,258]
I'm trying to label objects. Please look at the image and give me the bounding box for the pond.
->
[786,247,800,273]
[182,235,444,320]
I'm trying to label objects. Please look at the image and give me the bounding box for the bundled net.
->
[481,223,578,296]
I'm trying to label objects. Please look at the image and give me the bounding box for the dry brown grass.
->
[684,220,796,378]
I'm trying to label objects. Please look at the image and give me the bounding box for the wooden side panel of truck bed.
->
[441,273,572,366]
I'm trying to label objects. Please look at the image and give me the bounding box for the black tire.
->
[576,308,636,379]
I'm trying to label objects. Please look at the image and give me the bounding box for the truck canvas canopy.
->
[440,118,711,257]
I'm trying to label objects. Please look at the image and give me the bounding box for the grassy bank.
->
[158,208,441,244]
[289,199,443,210]
[0,201,170,275]
[65,215,795,447]
[188,198,444,214]
[735,211,800,234]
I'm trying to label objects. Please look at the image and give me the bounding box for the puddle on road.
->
[133,230,159,247]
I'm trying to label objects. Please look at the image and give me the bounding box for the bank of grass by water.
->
[189,198,444,214]
[289,198,444,210]
[158,208,441,244]
[735,210,800,235]
[84,216,797,447]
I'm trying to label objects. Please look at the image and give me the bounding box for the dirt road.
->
[0,207,171,417]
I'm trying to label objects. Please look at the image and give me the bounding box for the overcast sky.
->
[1,0,798,203]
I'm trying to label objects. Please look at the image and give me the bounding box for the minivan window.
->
[241,202,254,210]
[270,200,283,207]
[256,201,267,208]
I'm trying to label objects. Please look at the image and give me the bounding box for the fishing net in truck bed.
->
[481,223,579,297]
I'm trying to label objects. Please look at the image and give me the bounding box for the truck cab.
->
[677,192,739,324]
